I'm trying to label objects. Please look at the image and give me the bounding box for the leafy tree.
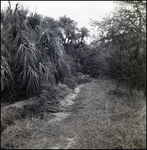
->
[90,1,146,93]
[58,15,78,45]
[79,27,89,42]
[58,16,89,48]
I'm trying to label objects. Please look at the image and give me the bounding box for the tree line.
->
[1,2,90,102]
[1,1,146,103]
[89,1,146,94]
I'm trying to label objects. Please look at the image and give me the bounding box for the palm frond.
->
[1,3,70,101]
[26,66,40,94]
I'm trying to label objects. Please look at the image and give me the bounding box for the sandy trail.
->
[1,78,146,149]
[44,79,146,149]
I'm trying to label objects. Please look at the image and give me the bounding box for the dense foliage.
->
[1,4,70,102]
[89,1,146,94]
[1,1,146,103]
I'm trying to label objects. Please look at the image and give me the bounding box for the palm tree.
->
[1,3,70,102]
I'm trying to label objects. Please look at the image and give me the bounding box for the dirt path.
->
[1,78,146,149]
[47,79,109,149]
[23,78,145,149]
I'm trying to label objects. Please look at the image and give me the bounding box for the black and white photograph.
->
[1,1,146,149]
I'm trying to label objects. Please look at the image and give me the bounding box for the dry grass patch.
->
[1,78,146,149]
[1,82,73,132]
[71,79,146,149]
[1,81,80,149]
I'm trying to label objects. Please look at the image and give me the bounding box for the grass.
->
[71,79,146,149]
[1,78,146,149]
[1,80,73,131]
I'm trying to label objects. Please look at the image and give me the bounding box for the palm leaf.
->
[26,66,40,94]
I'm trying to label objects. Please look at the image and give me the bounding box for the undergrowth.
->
[1,78,146,149]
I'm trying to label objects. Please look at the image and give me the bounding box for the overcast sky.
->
[1,1,115,43]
